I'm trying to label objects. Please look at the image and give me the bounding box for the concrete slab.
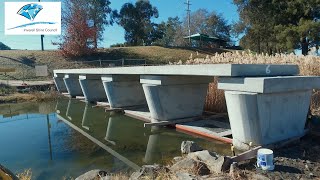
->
[218,76,320,93]
[79,75,107,103]
[54,64,299,77]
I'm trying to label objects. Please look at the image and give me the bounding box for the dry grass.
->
[16,169,32,180]
[173,51,320,114]
[0,91,60,104]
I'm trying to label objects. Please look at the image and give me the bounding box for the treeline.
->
[57,0,320,57]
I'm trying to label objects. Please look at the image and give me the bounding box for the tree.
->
[233,0,320,55]
[0,42,11,50]
[58,0,113,56]
[154,17,184,47]
[115,1,159,46]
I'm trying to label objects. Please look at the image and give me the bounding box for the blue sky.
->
[0,0,239,50]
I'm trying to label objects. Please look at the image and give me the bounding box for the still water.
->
[0,98,231,179]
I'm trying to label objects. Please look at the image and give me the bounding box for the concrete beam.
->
[79,75,107,103]
[53,74,67,93]
[63,74,83,97]
[101,75,147,108]
[141,75,213,122]
[54,64,299,77]
[218,76,320,150]
[218,76,320,93]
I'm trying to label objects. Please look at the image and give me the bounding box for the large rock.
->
[75,170,110,180]
[181,141,203,154]
[130,164,166,180]
[171,157,210,176]
[187,150,231,174]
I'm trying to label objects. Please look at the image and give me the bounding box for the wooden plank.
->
[231,146,262,163]
[144,114,227,128]
[217,130,232,137]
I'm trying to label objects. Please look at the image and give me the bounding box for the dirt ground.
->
[237,134,320,180]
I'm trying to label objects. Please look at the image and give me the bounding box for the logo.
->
[5,2,61,35]
[18,3,43,21]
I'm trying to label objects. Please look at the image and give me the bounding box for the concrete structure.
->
[141,75,212,122]
[53,74,67,93]
[101,75,146,108]
[79,75,107,103]
[53,64,320,150]
[218,76,320,150]
[63,74,83,97]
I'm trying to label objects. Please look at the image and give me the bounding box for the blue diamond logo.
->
[17,3,43,21]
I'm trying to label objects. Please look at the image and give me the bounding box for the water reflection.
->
[0,98,231,179]
[56,98,232,166]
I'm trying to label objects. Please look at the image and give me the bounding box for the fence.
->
[0,59,147,81]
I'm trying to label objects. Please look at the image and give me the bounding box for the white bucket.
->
[257,148,274,171]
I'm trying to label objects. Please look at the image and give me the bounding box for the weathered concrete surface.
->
[63,74,83,97]
[218,76,320,93]
[54,64,299,77]
[79,74,107,103]
[224,90,312,150]
[101,75,147,108]
[141,76,212,122]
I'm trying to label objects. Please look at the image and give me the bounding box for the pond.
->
[0,98,231,179]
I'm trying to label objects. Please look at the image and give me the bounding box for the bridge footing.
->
[141,75,212,122]
[79,75,107,103]
[101,75,147,108]
[63,74,83,98]
[53,74,67,93]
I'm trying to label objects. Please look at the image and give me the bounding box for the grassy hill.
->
[0,46,229,80]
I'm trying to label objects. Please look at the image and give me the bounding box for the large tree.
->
[233,0,320,55]
[154,17,185,47]
[115,1,159,46]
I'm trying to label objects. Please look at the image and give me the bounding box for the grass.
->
[0,90,60,104]
[0,46,229,81]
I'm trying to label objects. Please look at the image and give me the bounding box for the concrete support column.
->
[63,74,83,98]
[141,75,212,122]
[53,74,67,93]
[218,76,320,150]
[79,75,107,103]
[101,75,147,108]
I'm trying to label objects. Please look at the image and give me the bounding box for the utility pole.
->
[39,0,44,51]
[185,0,191,45]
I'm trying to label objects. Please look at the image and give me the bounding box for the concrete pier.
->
[79,75,107,103]
[101,75,147,108]
[141,75,213,122]
[63,74,83,97]
[53,74,67,93]
[218,76,320,150]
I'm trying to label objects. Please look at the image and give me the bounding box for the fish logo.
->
[17,3,43,21]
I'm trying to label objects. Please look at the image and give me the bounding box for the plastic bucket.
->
[257,148,274,171]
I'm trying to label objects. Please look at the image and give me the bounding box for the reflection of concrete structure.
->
[63,74,83,97]
[144,127,160,164]
[101,75,146,108]
[53,64,320,149]
[79,75,107,103]
[53,74,67,93]
[105,116,116,145]
[81,103,91,131]
[65,99,86,121]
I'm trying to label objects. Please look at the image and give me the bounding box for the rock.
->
[75,170,110,180]
[206,177,230,180]
[130,164,164,180]
[252,174,270,180]
[173,156,184,163]
[308,173,315,178]
[175,172,198,180]
[171,157,210,176]
[187,150,231,174]
[181,141,203,154]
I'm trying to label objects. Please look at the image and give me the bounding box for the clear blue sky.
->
[0,0,239,50]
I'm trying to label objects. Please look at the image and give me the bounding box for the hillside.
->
[0,46,229,80]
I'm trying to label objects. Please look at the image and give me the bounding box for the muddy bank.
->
[0,91,61,104]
